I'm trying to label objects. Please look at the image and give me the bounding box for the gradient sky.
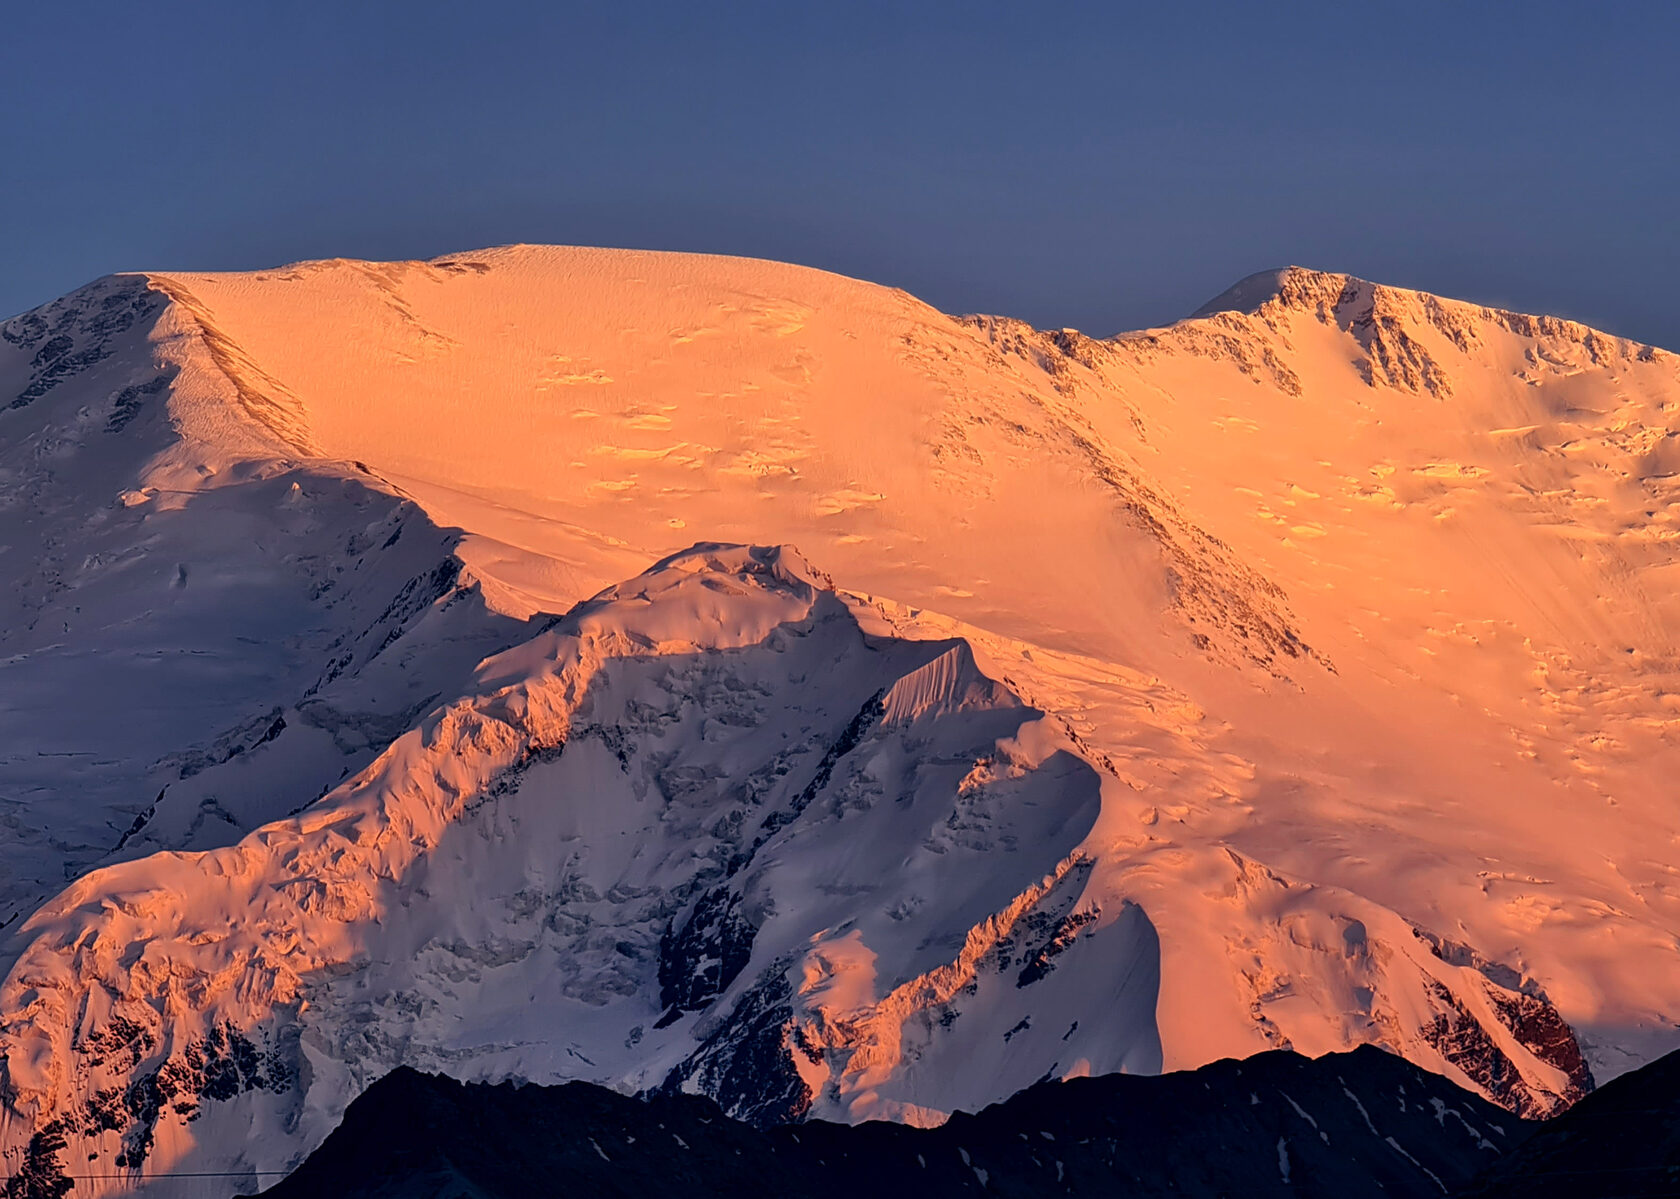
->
[5,1,1678,345]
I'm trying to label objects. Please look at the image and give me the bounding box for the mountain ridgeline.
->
[2,247,1678,1195]
[245,1046,1528,1199]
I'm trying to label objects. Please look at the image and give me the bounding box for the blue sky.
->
[5,1,1677,344]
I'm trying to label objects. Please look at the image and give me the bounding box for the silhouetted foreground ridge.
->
[1462,1043,1680,1198]
[252,1045,1524,1199]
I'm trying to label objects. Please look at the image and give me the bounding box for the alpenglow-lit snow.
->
[1,247,1677,1195]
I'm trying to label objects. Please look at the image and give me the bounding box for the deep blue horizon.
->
[5,1,1678,345]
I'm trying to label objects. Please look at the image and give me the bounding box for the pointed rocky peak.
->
[1191,266,1389,321]
[1191,267,1314,318]
[1190,265,1662,364]
[1186,267,1543,399]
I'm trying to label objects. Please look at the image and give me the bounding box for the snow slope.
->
[2,248,1678,1193]
[0,276,531,949]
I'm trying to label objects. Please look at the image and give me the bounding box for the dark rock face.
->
[652,684,887,1033]
[2,277,162,411]
[105,372,171,433]
[1484,989,1594,1102]
[658,966,812,1128]
[71,1021,293,1172]
[250,1045,1526,1199]
[0,1127,73,1199]
[1410,926,1596,1118]
[1462,1044,1680,1199]
[656,885,758,1018]
[1015,896,1099,989]
[1421,979,1545,1116]
[755,687,886,844]
[0,1023,294,1197]
[1409,928,1595,1117]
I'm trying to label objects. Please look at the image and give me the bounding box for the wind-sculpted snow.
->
[3,246,1680,1192]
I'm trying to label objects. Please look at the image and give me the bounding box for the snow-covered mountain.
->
[2,247,1678,1195]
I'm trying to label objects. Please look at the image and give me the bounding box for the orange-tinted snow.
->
[3,248,1678,1194]
[155,247,1680,1075]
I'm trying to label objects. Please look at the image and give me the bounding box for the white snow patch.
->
[1341,1081,1380,1136]
[1385,1135,1447,1193]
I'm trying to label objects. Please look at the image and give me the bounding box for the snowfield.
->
[1,247,1678,1194]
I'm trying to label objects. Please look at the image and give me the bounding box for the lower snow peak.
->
[0,544,1594,1197]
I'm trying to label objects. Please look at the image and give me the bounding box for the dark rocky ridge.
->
[250,1045,1526,1199]
[1461,1043,1680,1198]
